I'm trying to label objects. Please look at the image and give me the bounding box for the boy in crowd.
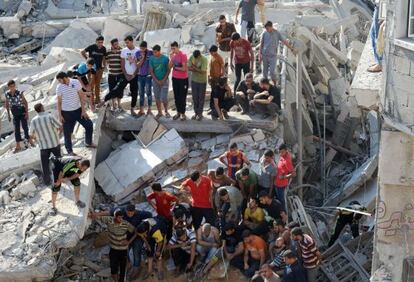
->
[219,142,250,180]
[105,38,124,112]
[121,36,139,116]
[71,58,96,111]
[136,41,153,116]
[169,41,188,121]
[230,32,254,93]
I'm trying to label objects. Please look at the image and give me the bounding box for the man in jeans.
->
[104,38,124,112]
[55,72,95,156]
[235,0,257,43]
[259,21,292,85]
[230,32,254,93]
[81,36,106,105]
[188,49,208,121]
[169,41,189,121]
[216,15,236,75]
[250,77,281,119]
[4,80,34,153]
[149,44,171,119]
[121,35,139,116]
[29,103,62,186]
[136,40,153,116]
[275,143,295,210]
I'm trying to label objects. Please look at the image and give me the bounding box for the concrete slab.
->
[136,115,167,147]
[143,28,181,50]
[102,18,137,45]
[95,128,188,202]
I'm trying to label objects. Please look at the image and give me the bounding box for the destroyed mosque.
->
[0,0,413,281]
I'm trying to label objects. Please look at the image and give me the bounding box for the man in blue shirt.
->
[282,250,307,282]
[136,41,154,116]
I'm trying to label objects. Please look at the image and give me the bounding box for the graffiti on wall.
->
[377,200,414,236]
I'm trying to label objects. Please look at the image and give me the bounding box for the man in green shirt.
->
[188,50,208,121]
[236,167,258,201]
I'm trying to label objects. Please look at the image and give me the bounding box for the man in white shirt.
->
[56,71,95,156]
[121,35,140,116]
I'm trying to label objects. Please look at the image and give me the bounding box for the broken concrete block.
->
[16,1,33,19]
[42,20,98,54]
[144,28,181,50]
[181,25,192,44]
[230,134,254,145]
[0,17,22,39]
[0,148,41,182]
[252,129,266,142]
[11,180,37,200]
[136,115,167,147]
[201,138,217,150]
[201,25,217,48]
[42,48,83,67]
[207,157,223,172]
[328,77,348,107]
[0,191,11,205]
[102,18,137,45]
[95,129,188,202]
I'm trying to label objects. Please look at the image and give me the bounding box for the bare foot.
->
[367,64,382,73]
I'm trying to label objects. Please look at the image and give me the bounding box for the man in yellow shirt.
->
[243,198,269,235]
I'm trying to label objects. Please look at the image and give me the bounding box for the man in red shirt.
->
[147,182,177,238]
[180,171,216,230]
[230,32,254,94]
[275,144,296,210]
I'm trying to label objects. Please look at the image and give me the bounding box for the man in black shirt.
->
[50,157,90,215]
[235,73,261,114]
[222,222,244,262]
[211,76,235,120]
[258,190,287,224]
[250,78,281,119]
[81,36,106,105]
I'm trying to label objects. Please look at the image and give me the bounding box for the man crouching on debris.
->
[136,217,168,280]
[50,157,90,215]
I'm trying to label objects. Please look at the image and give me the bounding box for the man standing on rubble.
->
[4,80,34,153]
[29,103,62,186]
[81,36,106,105]
[188,49,208,121]
[216,15,236,75]
[230,32,254,94]
[259,21,292,86]
[56,71,95,156]
[136,41,153,116]
[149,44,171,119]
[180,171,216,230]
[121,35,139,116]
[104,38,124,112]
[169,41,189,121]
[50,157,90,215]
[235,0,257,43]
[275,144,295,210]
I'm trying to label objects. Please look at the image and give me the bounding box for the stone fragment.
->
[0,191,11,205]
[102,18,137,45]
[143,28,181,50]
[11,180,37,200]
[137,115,167,146]
[0,17,22,39]
[252,129,266,142]
[230,134,254,145]
[16,1,33,19]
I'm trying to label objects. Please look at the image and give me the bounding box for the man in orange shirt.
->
[275,144,295,210]
[231,230,267,277]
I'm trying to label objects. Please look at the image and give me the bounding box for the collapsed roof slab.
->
[105,110,278,133]
[94,128,188,202]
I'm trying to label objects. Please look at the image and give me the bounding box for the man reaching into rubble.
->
[169,41,189,121]
[188,49,208,121]
[136,40,153,116]
[4,80,34,153]
[235,0,257,43]
[121,35,139,116]
[219,142,251,180]
[149,44,171,119]
[56,72,95,156]
[216,15,236,75]
[29,103,62,186]
[50,157,90,215]
[81,36,106,105]
[235,72,261,114]
[258,190,287,224]
[71,58,96,111]
[167,227,197,275]
[250,78,281,119]
[230,32,254,94]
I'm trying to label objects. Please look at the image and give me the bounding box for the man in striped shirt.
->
[167,227,197,274]
[56,71,95,156]
[291,227,321,282]
[95,210,137,282]
[29,103,62,186]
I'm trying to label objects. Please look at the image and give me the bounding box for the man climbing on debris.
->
[136,217,167,280]
[235,72,261,114]
[219,142,251,180]
[250,77,281,119]
[71,58,96,111]
[291,227,321,282]
[136,40,153,116]
[328,201,367,247]
[4,79,34,153]
[149,44,171,119]
[230,32,254,93]
[210,76,235,120]
[167,227,197,276]
[104,38,124,112]
[81,36,106,105]
[50,157,90,215]
[55,71,96,156]
[180,170,216,230]
[188,49,208,121]
[169,41,189,121]
[275,144,295,210]
[215,15,236,75]
[29,103,62,186]
[235,0,257,43]
[121,35,139,116]
[92,209,137,282]
[89,204,152,279]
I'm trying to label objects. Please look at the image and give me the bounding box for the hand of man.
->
[81,110,89,119]
[244,262,249,270]
[60,114,65,123]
